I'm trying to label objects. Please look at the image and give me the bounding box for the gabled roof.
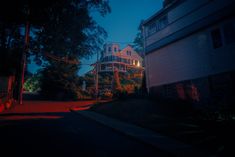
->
[118,45,143,61]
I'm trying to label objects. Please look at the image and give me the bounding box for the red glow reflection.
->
[0,115,62,121]
[0,100,98,121]
[3,100,96,114]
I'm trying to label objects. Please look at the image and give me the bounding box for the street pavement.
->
[0,101,169,157]
[75,110,211,157]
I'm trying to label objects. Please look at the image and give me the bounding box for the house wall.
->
[145,0,233,47]
[146,18,235,87]
[103,43,120,57]
[100,44,143,72]
[149,70,235,109]
[120,46,143,67]
[144,1,235,108]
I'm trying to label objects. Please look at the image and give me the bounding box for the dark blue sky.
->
[93,0,162,42]
[28,0,163,75]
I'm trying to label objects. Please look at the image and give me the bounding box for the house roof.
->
[142,0,184,26]
[118,45,143,61]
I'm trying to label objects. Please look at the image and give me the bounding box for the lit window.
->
[135,60,138,65]
[211,28,223,49]
[137,61,140,67]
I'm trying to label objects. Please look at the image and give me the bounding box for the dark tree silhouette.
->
[132,20,144,57]
[112,68,122,97]
[0,0,111,100]
[35,0,110,100]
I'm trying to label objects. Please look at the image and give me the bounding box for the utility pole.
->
[19,5,30,105]
[19,17,30,105]
[95,51,99,102]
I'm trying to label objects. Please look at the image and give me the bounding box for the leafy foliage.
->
[112,69,122,92]
[1,0,111,100]
[132,20,144,57]
[40,63,80,100]
[24,72,41,92]
[32,0,111,100]
[32,1,110,63]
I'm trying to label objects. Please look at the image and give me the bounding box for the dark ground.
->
[90,98,235,157]
[0,100,169,157]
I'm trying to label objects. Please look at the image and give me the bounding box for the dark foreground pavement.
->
[74,110,211,157]
[89,98,235,157]
[0,101,169,157]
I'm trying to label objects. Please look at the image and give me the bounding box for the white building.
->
[143,0,235,108]
[96,43,143,74]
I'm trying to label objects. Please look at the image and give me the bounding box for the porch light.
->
[137,61,140,67]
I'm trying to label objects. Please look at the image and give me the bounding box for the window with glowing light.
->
[137,61,140,67]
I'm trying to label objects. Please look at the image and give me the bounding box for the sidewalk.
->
[71,109,212,157]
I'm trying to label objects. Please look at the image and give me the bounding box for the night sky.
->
[28,0,163,75]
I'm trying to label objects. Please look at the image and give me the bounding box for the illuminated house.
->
[95,43,144,76]
[143,0,235,108]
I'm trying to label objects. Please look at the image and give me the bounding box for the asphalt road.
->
[0,101,169,157]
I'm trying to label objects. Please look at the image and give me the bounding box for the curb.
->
[71,109,213,157]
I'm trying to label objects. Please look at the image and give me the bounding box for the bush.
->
[99,89,113,99]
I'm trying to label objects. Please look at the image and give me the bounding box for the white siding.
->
[120,46,143,62]
[146,0,233,46]
[146,22,235,88]
[103,43,120,57]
